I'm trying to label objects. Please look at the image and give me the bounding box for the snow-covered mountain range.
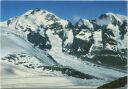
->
[0,8,127,88]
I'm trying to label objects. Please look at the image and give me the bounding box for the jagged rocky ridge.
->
[0,8,127,70]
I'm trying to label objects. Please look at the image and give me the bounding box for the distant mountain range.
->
[0,8,127,88]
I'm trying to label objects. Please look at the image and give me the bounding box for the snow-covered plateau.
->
[0,8,127,88]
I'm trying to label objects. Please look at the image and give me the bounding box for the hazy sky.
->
[1,1,127,22]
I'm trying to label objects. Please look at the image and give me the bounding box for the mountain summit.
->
[0,9,127,88]
[0,9,127,68]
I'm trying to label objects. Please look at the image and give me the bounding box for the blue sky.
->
[1,1,127,22]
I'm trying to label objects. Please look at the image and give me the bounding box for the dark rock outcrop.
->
[97,76,127,89]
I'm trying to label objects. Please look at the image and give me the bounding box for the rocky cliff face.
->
[90,13,127,68]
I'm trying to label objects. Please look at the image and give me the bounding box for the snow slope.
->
[0,27,57,66]
[1,62,86,88]
[0,9,127,88]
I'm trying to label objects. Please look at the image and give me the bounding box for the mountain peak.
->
[22,8,60,22]
[23,8,47,16]
[0,8,69,31]
[76,19,93,30]
[97,12,127,26]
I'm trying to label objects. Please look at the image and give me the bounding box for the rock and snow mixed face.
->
[63,29,74,48]
[1,8,68,30]
[97,13,127,26]
[0,9,127,63]
[0,9,70,52]
[0,9,127,88]
[0,27,58,66]
[76,19,93,30]
[97,13,127,50]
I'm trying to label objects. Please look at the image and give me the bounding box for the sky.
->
[1,1,127,23]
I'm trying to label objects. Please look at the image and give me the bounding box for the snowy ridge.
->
[0,9,68,32]
[0,9,127,88]
[77,19,93,30]
[97,12,127,26]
